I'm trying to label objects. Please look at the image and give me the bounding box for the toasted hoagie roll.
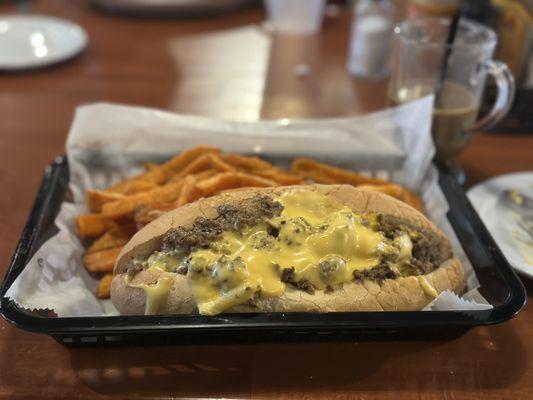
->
[111,185,465,315]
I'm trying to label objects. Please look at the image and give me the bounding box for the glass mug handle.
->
[473,60,515,131]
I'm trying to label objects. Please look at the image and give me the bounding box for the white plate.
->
[0,15,87,70]
[468,172,533,279]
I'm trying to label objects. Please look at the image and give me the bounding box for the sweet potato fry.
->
[106,147,220,194]
[76,214,115,239]
[291,158,389,186]
[254,168,303,185]
[87,190,126,212]
[167,168,217,183]
[176,153,233,179]
[221,154,301,184]
[97,274,113,299]
[107,168,167,194]
[176,175,202,206]
[87,224,136,253]
[222,154,274,171]
[83,246,124,273]
[162,146,221,175]
[115,180,158,195]
[193,169,218,181]
[176,154,212,177]
[196,172,277,197]
[102,180,185,219]
[229,173,276,187]
[207,153,235,172]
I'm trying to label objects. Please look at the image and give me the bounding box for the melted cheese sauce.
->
[129,273,174,315]
[134,191,413,315]
[417,276,438,298]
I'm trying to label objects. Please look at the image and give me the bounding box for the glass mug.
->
[389,18,515,161]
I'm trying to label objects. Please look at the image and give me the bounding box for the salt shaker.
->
[347,0,394,80]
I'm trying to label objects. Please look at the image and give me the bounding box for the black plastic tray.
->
[0,157,527,346]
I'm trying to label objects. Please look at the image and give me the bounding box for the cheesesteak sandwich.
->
[111,185,465,315]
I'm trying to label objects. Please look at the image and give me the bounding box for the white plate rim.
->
[467,171,533,279]
[0,14,88,70]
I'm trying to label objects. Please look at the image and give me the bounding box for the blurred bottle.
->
[407,0,460,18]
[347,0,394,80]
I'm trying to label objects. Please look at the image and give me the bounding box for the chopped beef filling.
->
[162,195,283,253]
[280,266,295,283]
[408,258,434,275]
[280,267,316,294]
[175,265,188,275]
[217,195,284,231]
[376,213,452,272]
[297,280,316,294]
[162,217,224,253]
[353,264,398,283]
[411,235,449,270]
[126,261,143,276]
[376,214,404,239]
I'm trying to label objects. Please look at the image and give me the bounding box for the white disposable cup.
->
[264,0,326,35]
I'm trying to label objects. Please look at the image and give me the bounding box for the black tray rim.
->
[0,157,527,336]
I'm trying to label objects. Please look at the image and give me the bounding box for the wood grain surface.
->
[1,1,533,399]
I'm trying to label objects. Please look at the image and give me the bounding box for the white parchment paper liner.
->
[6,97,490,316]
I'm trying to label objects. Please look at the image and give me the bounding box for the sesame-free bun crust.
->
[111,185,465,315]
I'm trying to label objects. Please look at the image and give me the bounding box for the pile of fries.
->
[76,146,423,299]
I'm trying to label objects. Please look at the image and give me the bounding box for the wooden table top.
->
[1,1,533,399]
